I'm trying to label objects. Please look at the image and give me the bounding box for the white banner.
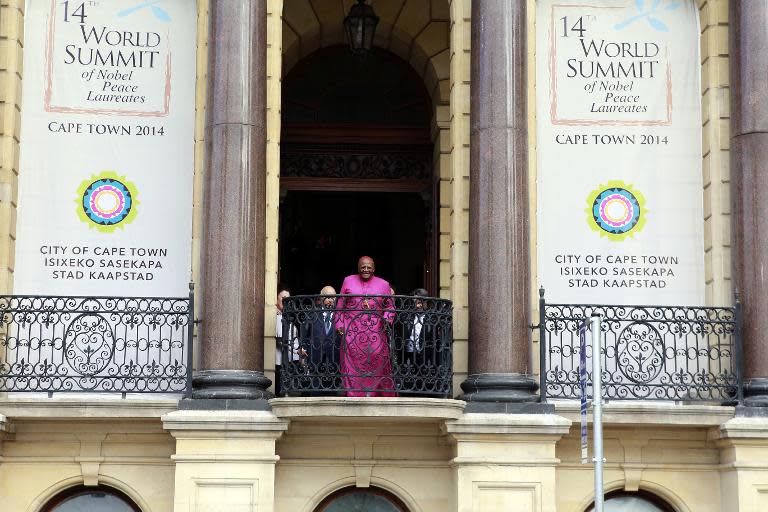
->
[15,0,196,297]
[536,0,704,305]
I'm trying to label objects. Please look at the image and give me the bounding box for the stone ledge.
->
[0,395,180,420]
[719,417,768,440]
[269,396,466,422]
[162,410,289,436]
[553,400,735,426]
[445,412,572,436]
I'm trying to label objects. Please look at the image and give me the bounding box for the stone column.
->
[191,0,271,402]
[447,414,570,512]
[460,0,542,411]
[730,2,768,409]
[718,416,768,511]
[164,410,289,512]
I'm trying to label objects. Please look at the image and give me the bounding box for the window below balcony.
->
[42,485,141,512]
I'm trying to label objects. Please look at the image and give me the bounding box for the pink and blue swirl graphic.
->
[81,178,133,226]
[591,187,641,235]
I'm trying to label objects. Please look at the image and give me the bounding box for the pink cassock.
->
[335,274,396,397]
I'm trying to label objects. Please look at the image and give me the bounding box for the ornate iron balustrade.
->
[280,294,453,397]
[0,293,193,395]
[539,291,741,402]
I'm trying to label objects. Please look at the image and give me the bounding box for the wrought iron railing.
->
[280,294,453,397]
[538,290,741,402]
[0,291,194,395]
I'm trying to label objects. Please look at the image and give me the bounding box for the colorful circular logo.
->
[76,171,138,233]
[586,181,646,241]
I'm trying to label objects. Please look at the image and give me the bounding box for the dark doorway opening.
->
[279,190,427,295]
[279,45,437,296]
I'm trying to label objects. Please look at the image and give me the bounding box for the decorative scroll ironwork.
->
[539,296,741,402]
[0,294,193,394]
[281,144,432,180]
[280,294,452,397]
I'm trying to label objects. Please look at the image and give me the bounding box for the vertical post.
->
[591,313,604,512]
[539,287,546,403]
[186,282,195,398]
[735,292,744,405]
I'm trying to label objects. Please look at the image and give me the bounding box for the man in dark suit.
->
[400,288,443,395]
[301,285,340,394]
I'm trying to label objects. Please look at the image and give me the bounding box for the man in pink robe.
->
[335,256,396,397]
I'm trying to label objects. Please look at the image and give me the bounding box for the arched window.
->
[41,485,141,512]
[314,486,409,512]
[587,490,676,512]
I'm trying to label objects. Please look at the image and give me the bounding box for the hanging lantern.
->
[344,0,379,58]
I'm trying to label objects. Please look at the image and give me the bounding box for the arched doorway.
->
[314,486,410,512]
[279,45,437,295]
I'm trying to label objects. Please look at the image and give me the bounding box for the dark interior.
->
[279,190,427,295]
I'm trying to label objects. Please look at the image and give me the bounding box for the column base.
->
[740,378,768,410]
[458,373,553,413]
[190,370,273,402]
[178,398,271,411]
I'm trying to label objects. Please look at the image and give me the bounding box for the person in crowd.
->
[275,287,304,396]
[399,288,440,394]
[301,285,340,393]
[335,256,396,397]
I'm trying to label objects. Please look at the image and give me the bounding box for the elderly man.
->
[301,285,340,393]
[335,256,396,397]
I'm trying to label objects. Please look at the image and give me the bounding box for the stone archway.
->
[312,486,411,512]
[262,0,461,391]
[277,1,451,297]
[282,0,450,106]
[278,44,436,295]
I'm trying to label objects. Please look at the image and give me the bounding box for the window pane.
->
[587,496,665,512]
[324,491,402,512]
[51,491,136,512]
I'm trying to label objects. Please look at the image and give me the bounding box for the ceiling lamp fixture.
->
[344,0,379,58]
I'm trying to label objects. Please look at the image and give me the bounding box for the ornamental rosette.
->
[585,180,647,242]
[75,170,139,233]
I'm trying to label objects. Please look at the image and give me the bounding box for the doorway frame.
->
[279,126,439,293]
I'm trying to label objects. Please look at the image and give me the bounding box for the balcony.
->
[0,288,741,405]
[539,292,740,403]
[0,294,193,395]
[279,294,453,398]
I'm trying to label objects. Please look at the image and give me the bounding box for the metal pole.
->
[539,287,547,403]
[734,291,744,405]
[186,282,195,398]
[591,313,604,512]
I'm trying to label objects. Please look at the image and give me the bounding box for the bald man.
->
[300,285,340,394]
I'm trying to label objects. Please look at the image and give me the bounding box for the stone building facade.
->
[1,1,768,511]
